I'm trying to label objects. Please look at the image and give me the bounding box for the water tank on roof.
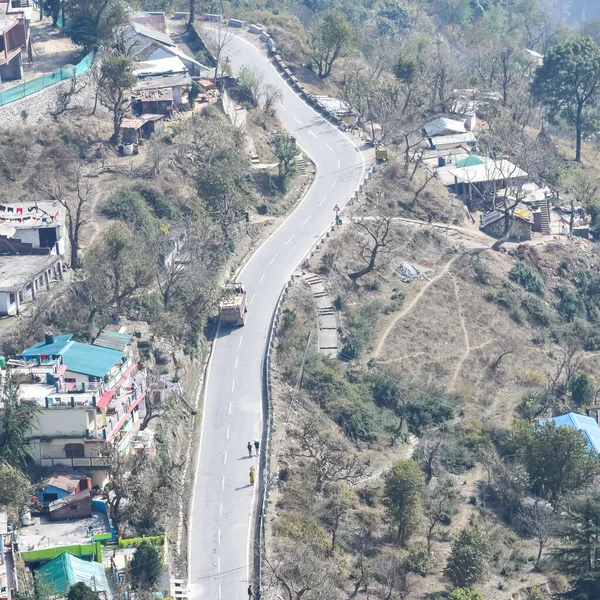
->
[45,333,55,345]
[438,157,446,167]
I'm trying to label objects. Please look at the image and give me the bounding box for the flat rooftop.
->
[18,512,110,553]
[0,255,60,293]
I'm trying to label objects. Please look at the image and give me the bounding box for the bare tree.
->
[203,23,236,87]
[518,501,556,567]
[52,69,88,117]
[413,432,449,484]
[289,415,368,492]
[423,476,460,554]
[262,83,283,116]
[349,215,393,280]
[35,165,93,269]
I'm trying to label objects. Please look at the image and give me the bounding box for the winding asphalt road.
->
[188,27,366,600]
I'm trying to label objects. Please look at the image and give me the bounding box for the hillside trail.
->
[373,254,460,357]
[448,273,493,391]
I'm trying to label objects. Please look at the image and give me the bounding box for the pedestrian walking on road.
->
[247,441,253,457]
[248,584,253,598]
[254,440,260,455]
[249,466,256,486]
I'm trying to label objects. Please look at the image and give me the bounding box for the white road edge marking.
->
[238,336,243,348]
[231,379,235,393]
[302,215,312,226]
[293,116,301,124]
[228,402,232,415]
[224,451,227,465]
[187,319,220,589]
[326,144,333,151]
[221,476,225,490]
[259,273,265,284]
[319,195,327,206]
[310,131,318,138]
[218,557,221,573]
[218,584,222,599]
[219,502,223,516]
[337,158,341,168]
[269,253,279,265]
[249,293,255,305]
[234,357,238,370]
[332,177,338,187]
[280,104,287,112]
[226,425,230,439]
[218,529,221,545]
[285,234,295,245]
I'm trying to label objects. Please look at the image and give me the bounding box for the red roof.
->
[96,363,137,408]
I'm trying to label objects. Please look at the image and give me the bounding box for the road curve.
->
[188,27,366,600]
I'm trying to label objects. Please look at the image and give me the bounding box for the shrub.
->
[570,372,596,406]
[257,203,269,215]
[133,183,180,220]
[509,262,544,295]
[102,189,155,232]
[335,400,381,443]
[406,386,455,435]
[521,295,552,326]
[556,285,586,322]
[474,259,490,285]
[342,332,363,359]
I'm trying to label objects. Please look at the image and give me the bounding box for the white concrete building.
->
[0,254,63,316]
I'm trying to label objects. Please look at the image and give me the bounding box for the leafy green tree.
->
[532,37,600,162]
[510,419,599,505]
[0,375,37,469]
[77,223,153,324]
[444,527,491,589]
[570,373,596,407]
[98,55,137,145]
[130,541,162,588]
[561,572,600,600]
[235,66,260,106]
[308,10,353,78]
[383,460,425,545]
[65,0,129,50]
[554,493,600,574]
[67,582,99,600]
[0,462,31,510]
[273,132,297,187]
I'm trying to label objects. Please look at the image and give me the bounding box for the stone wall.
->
[0,68,95,131]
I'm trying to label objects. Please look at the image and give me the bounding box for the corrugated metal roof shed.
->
[21,334,73,357]
[36,552,111,597]
[61,342,124,378]
[93,330,132,353]
[543,413,600,454]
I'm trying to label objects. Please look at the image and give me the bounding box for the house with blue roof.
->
[542,413,600,453]
[21,333,130,392]
[9,332,148,486]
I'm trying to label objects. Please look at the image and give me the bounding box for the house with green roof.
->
[35,552,112,598]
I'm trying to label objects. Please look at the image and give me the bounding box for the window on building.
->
[43,493,58,503]
[65,378,76,383]
[64,443,85,458]
[8,293,15,305]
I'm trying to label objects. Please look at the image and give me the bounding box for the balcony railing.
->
[39,456,109,469]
